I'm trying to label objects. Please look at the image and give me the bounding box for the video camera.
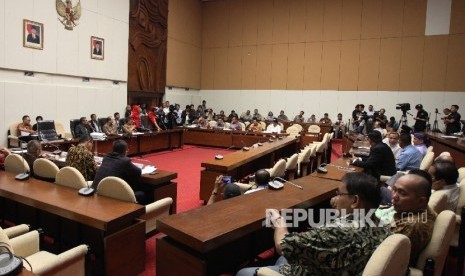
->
[396,103,411,113]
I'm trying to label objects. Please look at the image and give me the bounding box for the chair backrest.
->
[428,192,448,214]
[224,122,230,129]
[97,176,137,203]
[307,124,321,134]
[415,210,456,276]
[458,167,465,183]
[4,154,30,174]
[239,122,246,131]
[285,126,300,138]
[70,119,81,138]
[456,179,465,217]
[269,159,286,178]
[298,148,312,164]
[55,167,87,190]
[208,120,217,128]
[54,121,66,137]
[8,122,21,137]
[420,152,435,170]
[362,234,411,276]
[426,146,434,153]
[292,123,303,132]
[286,153,298,170]
[259,121,266,131]
[33,158,59,181]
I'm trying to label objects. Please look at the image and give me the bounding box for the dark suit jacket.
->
[352,142,397,180]
[27,34,40,44]
[91,152,141,190]
[74,124,91,138]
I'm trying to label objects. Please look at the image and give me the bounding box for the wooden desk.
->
[0,171,146,276]
[183,128,288,149]
[156,175,340,276]
[427,132,465,167]
[199,137,298,202]
[140,170,178,213]
[311,157,363,181]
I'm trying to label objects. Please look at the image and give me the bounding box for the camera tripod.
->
[398,111,408,130]
[431,110,441,133]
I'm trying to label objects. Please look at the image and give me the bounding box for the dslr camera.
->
[396,103,411,112]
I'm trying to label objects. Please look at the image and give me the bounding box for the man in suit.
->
[93,41,102,55]
[351,131,397,180]
[92,139,150,204]
[74,117,91,138]
[26,25,40,44]
[90,113,102,133]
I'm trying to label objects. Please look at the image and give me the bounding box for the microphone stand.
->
[15,144,30,180]
[274,176,303,189]
[42,139,62,155]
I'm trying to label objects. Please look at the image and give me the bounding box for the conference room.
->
[1,0,465,275]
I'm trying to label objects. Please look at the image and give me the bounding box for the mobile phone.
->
[222,176,232,184]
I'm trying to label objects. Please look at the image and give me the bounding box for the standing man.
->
[444,105,461,135]
[333,113,345,138]
[413,104,428,132]
[114,112,122,133]
[366,104,375,133]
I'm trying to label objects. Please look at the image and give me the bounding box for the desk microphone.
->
[274,176,303,190]
[241,140,250,151]
[14,150,30,181]
[42,139,62,155]
[78,146,95,196]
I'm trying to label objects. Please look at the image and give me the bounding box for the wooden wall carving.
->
[128,0,168,97]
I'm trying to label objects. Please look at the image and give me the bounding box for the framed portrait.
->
[91,36,104,60]
[23,19,43,50]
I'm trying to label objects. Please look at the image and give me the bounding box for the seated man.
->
[23,140,43,177]
[17,115,37,141]
[90,114,102,133]
[265,118,281,133]
[207,175,242,205]
[319,113,332,124]
[65,135,97,181]
[240,110,253,122]
[102,116,118,136]
[293,111,305,123]
[216,118,225,129]
[383,132,401,160]
[412,132,428,157]
[0,147,11,170]
[229,117,242,131]
[92,140,149,204]
[74,117,91,138]
[245,169,271,193]
[351,131,396,180]
[429,160,459,211]
[237,172,390,276]
[306,114,316,123]
[248,120,261,132]
[252,109,263,121]
[32,115,43,131]
[122,119,137,134]
[397,133,423,171]
[377,172,436,265]
[277,110,289,122]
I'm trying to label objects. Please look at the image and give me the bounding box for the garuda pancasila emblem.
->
[56,0,81,30]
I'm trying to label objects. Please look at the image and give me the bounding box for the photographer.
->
[351,104,365,133]
[413,104,428,132]
[444,105,461,135]
[365,105,375,133]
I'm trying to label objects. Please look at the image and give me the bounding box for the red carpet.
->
[135,142,343,275]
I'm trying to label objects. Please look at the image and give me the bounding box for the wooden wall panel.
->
[288,0,307,43]
[378,38,402,91]
[241,46,257,89]
[403,0,427,37]
[167,38,182,87]
[257,0,274,45]
[358,39,380,90]
[202,4,216,48]
[272,0,290,44]
[303,42,323,89]
[339,40,360,90]
[213,48,229,89]
[381,0,404,38]
[256,45,273,89]
[323,0,343,41]
[287,43,305,90]
[242,0,259,45]
[450,0,465,34]
[228,0,243,46]
[422,36,448,91]
[187,46,202,88]
[204,1,230,48]
[446,34,465,91]
[321,41,341,90]
[341,0,362,40]
[201,48,214,89]
[271,44,289,89]
[228,47,243,89]
[361,0,382,39]
[306,0,324,42]
[399,37,424,91]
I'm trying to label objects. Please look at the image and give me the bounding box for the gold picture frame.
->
[91,36,104,60]
[23,19,44,50]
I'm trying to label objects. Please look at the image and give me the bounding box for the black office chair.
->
[98,118,107,129]
[69,119,80,138]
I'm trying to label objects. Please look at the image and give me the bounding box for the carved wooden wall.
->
[128,0,168,103]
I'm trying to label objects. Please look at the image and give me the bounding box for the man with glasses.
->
[236,173,391,276]
[74,117,92,138]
